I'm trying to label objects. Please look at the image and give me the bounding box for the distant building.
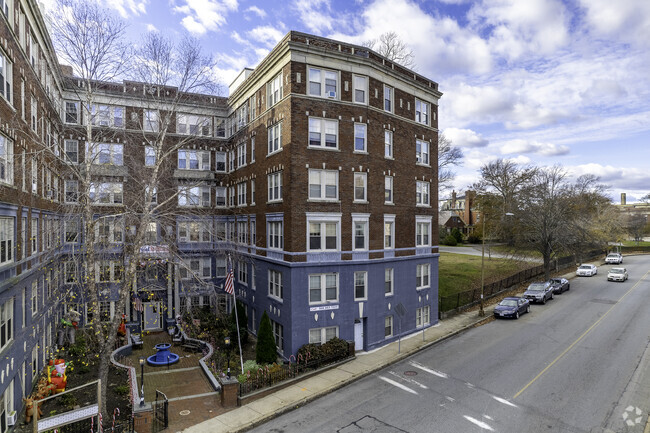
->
[438,190,478,235]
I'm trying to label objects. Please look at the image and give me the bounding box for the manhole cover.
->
[179,410,191,416]
[404,371,418,376]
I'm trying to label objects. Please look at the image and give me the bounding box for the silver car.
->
[577,264,598,276]
[605,253,623,264]
[607,267,628,282]
[523,281,554,304]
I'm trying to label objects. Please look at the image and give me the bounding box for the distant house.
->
[438,190,478,235]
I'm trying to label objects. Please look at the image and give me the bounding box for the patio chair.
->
[131,333,143,349]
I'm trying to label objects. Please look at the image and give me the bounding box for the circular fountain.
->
[147,343,180,366]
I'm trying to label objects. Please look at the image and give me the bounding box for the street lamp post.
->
[224,336,231,378]
[479,214,487,317]
[139,357,145,406]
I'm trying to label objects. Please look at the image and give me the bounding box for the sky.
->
[39,0,650,203]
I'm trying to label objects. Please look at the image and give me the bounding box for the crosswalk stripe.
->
[378,376,418,395]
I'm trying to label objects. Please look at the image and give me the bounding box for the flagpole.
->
[228,255,244,373]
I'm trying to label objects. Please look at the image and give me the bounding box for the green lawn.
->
[438,253,524,298]
[622,240,650,247]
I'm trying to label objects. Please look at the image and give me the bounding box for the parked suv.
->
[605,253,623,264]
[523,281,554,304]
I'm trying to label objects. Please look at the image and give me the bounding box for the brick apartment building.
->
[0,1,441,425]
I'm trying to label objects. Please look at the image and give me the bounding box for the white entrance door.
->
[354,321,364,351]
[143,302,161,330]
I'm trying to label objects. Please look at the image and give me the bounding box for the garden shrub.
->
[467,233,481,244]
[255,311,277,364]
[114,385,129,396]
[443,234,457,246]
[451,228,464,244]
[296,337,349,365]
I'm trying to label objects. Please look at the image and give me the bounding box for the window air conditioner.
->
[327,91,336,98]
[7,410,17,426]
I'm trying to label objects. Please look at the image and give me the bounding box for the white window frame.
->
[385,315,393,338]
[0,134,13,186]
[416,139,430,166]
[0,296,14,351]
[307,213,340,252]
[89,104,124,128]
[354,123,367,153]
[144,110,159,132]
[64,180,78,203]
[384,85,393,113]
[267,123,282,155]
[95,217,124,244]
[267,171,282,202]
[238,260,248,285]
[267,73,283,108]
[64,220,79,243]
[385,268,394,296]
[236,143,246,168]
[178,220,212,243]
[215,186,226,207]
[352,74,368,104]
[86,143,124,166]
[177,113,211,136]
[416,306,431,327]
[309,169,338,201]
[215,151,226,172]
[308,117,338,149]
[415,99,430,125]
[384,130,393,159]
[354,271,367,301]
[354,172,367,202]
[309,326,339,345]
[89,182,123,205]
[179,257,211,280]
[416,216,432,247]
[268,269,283,300]
[267,220,283,250]
[145,146,156,166]
[0,216,13,266]
[385,176,393,204]
[308,67,338,99]
[416,181,430,206]
[308,273,338,305]
[384,215,395,250]
[416,263,431,290]
[64,101,79,124]
[65,140,78,164]
[352,214,369,251]
[0,49,13,104]
[178,149,210,171]
[178,185,210,207]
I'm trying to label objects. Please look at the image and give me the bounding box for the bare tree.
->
[437,133,463,192]
[362,31,416,69]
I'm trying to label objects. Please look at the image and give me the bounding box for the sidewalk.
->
[184,310,492,433]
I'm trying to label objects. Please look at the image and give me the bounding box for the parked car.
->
[494,297,531,319]
[607,267,628,282]
[523,281,554,304]
[605,253,623,264]
[577,264,598,276]
[550,277,570,294]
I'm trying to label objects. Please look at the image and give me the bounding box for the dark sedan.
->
[550,277,570,294]
[494,297,531,319]
[523,281,554,304]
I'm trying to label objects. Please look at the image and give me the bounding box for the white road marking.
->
[492,395,518,408]
[409,361,449,378]
[388,371,428,389]
[483,414,493,420]
[378,376,418,395]
[446,396,455,402]
[466,382,475,389]
[463,415,495,431]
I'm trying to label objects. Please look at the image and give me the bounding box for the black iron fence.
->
[439,250,603,314]
[239,353,351,396]
[45,415,134,433]
[152,390,169,433]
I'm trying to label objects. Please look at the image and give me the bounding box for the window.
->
[309,169,338,200]
[178,186,210,207]
[99,301,112,322]
[309,273,338,304]
[268,172,282,202]
[30,218,37,254]
[416,181,430,206]
[64,101,79,124]
[353,75,368,104]
[177,113,211,136]
[267,220,283,250]
[354,172,367,202]
[237,220,248,244]
[178,149,210,171]
[267,123,281,155]
[215,151,226,172]
[236,143,246,168]
[308,67,338,98]
[0,134,13,186]
[96,260,123,282]
[309,326,338,345]
[267,73,283,107]
[308,219,339,251]
[268,270,282,299]
[385,176,393,204]
[89,105,123,127]
[228,151,235,172]
[215,257,226,277]
[354,123,367,152]
[64,140,78,164]
[65,180,78,203]
[385,316,393,338]
[31,281,37,315]
[64,220,78,243]
[354,271,367,300]
[215,118,226,137]
[251,179,256,205]
[236,104,248,130]
[215,186,226,207]
[416,139,430,165]
[90,182,123,205]
[237,182,247,206]
[416,306,430,327]
[144,110,159,132]
[250,219,256,245]
[87,143,123,166]
[31,158,37,193]
[416,217,431,246]
[384,130,393,158]
[179,257,211,280]
[352,215,368,250]
[415,99,430,125]
[178,220,212,243]
[31,96,37,132]
[250,137,255,163]
[271,319,283,352]
[145,146,155,166]
[95,217,124,244]
[416,263,430,289]
[0,49,12,103]
[384,85,393,112]
[308,118,338,149]
[384,215,395,249]
[0,297,13,351]
[250,95,256,120]
[238,261,248,284]
[0,0,12,22]
[385,268,394,295]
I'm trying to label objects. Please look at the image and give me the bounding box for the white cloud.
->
[498,139,569,156]
[104,0,148,18]
[578,0,650,45]
[246,25,286,48]
[172,0,239,35]
[443,128,488,148]
[245,6,267,18]
[568,163,650,191]
[292,0,335,35]
[146,23,157,32]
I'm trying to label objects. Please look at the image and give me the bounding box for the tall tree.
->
[362,31,415,69]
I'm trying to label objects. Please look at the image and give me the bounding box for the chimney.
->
[451,190,457,208]
[621,193,626,205]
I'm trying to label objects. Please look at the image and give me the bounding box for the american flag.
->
[224,259,234,295]
[133,296,143,312]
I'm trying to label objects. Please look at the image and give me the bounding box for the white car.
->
[607,267,628,282]
[577,264,598,276]
[605,253,623,264]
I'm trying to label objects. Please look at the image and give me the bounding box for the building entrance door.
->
[143,302,161,330]
[354,320,364,352]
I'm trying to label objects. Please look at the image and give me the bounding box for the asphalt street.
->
[250,255,650,433]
